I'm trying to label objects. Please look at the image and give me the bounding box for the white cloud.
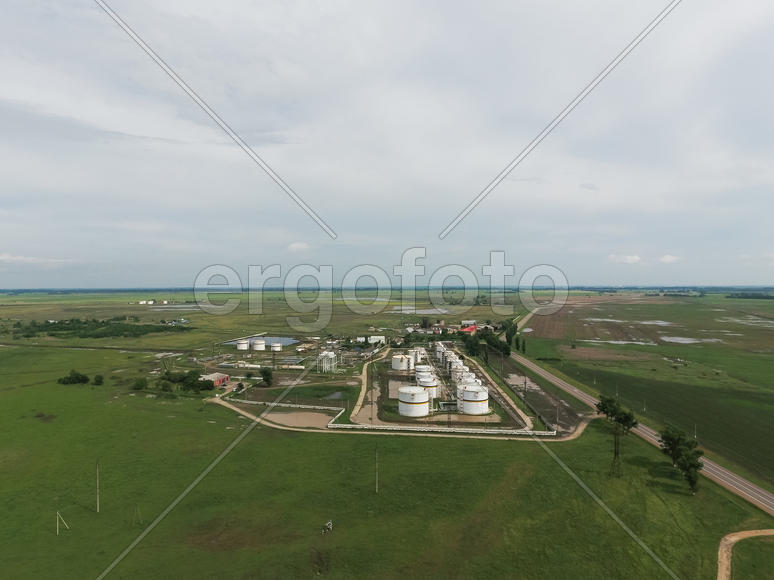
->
[287,242,310,253]
[0,253,73,266]
[659,254,681,264]
[608,254,642,265]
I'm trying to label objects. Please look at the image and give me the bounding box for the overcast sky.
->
[1,0,773,288]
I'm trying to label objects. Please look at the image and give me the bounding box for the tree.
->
[658,425,688,466]
[133,377,148,391]
[260,367,273,386]
[92,374,104,386]
[521,339,526,354]
[658,426,704,493]
[595,397,637,477]
[595,395,620,420]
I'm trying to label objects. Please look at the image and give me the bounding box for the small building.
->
[461,319,477,327]
[200,372,230,387]
[368,335,386,345]
[355,336,366,343]
[460,325,477,334]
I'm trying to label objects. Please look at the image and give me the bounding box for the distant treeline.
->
[726,293,774,300]
[9,317,193,339]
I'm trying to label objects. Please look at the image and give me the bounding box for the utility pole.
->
[56,511,70,536]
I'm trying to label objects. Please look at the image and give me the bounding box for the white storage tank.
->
[271,342,283,352]
[415,365,432,373]
[418,374,438,398]
[398,386,429,417]
[236,339,250,351]
[462,385,489,415]
[391,354,409,371]
[252,339,266,351]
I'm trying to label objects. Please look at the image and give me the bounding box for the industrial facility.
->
[390,343,489,418]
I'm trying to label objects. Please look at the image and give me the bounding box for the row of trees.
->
[595,395,704,493]
[12,317,191,339]
[658,426,704,494]
[157,370,213,392]
[500,319,526,353]
[57,370,104,385]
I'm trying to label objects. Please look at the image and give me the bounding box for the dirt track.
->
[716,529,774,580]
[208,396,593,442]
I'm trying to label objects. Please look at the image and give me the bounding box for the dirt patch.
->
[34,412,56,422]
[264,410,335,429]
[558,345,653,361]
[188,517,300,552]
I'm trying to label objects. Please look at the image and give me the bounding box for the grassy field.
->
[2,290,774,578]
[732,536,774,579]
[522,293,774,487]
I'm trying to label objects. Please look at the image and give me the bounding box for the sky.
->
[1,0,773,288]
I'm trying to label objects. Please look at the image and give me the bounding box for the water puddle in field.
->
[659,336,723,344]
[716,316,774,329]
[636,320,676,326]
[521,328,533,333]
[579,339,656,346]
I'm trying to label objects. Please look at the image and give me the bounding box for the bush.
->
[133,377,148,391]
[57,370,90,385]
[92,374,104,385]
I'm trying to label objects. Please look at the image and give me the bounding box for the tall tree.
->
[658,425,688,466]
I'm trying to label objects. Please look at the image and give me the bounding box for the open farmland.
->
[2,290,773,579]
[1,363,772,579]
[523,293,774,487]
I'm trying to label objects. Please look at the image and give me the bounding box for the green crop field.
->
[522,293,774,488]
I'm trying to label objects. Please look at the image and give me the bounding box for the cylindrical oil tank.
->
[408,356,415,370]
[252,339,266,351]
[236,339,249,351]
[417,374,436,386]
[271,342,282,352]
[415,365,432,373]
[462,385,489,415]
[398,387,429,417]
[391,354,409,371]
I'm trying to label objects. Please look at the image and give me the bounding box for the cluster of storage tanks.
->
[395,348,439,417]
[390,347,426,371]
[435,342,489,415]
[235,338,282,352]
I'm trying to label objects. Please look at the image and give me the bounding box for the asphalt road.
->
[511,352,774,517]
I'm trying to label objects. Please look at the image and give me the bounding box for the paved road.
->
[511,352,774,517]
